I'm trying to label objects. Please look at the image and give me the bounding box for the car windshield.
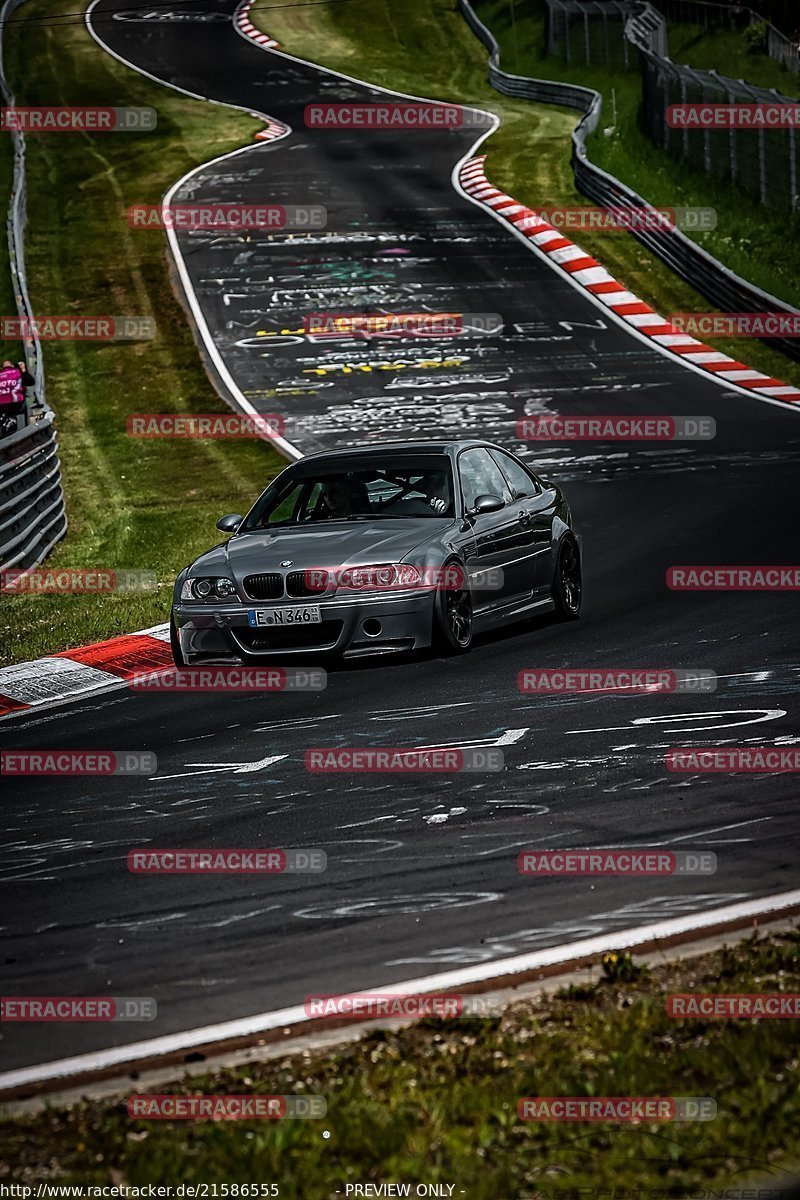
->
[241,458,455,529]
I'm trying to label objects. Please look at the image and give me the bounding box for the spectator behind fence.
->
[0,359,34,435]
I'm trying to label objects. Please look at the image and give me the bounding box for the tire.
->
[432,561,473,654]
[169,610,186,667]
[552,534,582,620]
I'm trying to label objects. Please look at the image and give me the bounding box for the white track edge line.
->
[452,155,800,414]
[83,0,499,460]
[13,1,791,737]
[89,5,800,442]
[85,0,303,462]
[2,888,798,1093]
[231,4,800,415]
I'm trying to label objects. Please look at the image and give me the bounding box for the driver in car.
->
[321,478,370,518]
[424,470,449,514]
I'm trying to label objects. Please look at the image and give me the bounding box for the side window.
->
[299,481,325,520]
[458,448,513,511]
[268,482,304,524]
[490,450,540,498]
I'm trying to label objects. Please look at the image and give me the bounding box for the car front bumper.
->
[173,589,436,662]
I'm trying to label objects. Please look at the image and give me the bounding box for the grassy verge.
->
[0,114,21,355]
[476,0,800,310]
[2,928,798,1190]
[667,21,800,93]
[0,0,285,668]
[251,0,800,392]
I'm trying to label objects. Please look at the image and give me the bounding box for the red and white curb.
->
[0,624,172,720]
[233,1,290,141]
[2,888,798,1101]
[235,0,279,49]
[5,2,299,726]
[254,117,290,142]
[459,156,800,406]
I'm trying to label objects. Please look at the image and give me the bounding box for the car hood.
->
[191,519,454,578]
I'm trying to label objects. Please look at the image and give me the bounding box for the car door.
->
[457,447,528,607]
[489,449,557,595]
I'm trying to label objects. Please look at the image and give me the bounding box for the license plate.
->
[248,606,322,627]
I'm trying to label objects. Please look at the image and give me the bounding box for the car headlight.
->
[180,577,238,602]
[213,577,237,598]
[335,564,422,592]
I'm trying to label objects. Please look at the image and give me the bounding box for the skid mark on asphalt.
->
[369,701,472,721]
[294,891,502,919]
[563,707,787,734]
[5,694,795,887]
[206,905,282,929]
[385,893,750,965]
[337,811,420,831]
[96,912,187,930]
[654,816,773,843]
[253,714,340,731]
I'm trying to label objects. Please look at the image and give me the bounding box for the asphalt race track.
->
[2,0,800,1074]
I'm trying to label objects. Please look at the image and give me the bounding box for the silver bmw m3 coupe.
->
[170,440,582,664]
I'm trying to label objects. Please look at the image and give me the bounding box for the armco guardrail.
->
[547,0,668,67]
[0,0,67,570]
[0,415,67,569]
[653,0,798,75]
[458,0,800,363]
[545,0,799,210]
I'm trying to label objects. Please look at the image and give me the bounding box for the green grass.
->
[251,0,800,394]
[2,929,799,1191]
[476,0,800,309]
[0,0,286,667]
[5,0,799,667]
[667,21,800,94]
[0,132,18,344]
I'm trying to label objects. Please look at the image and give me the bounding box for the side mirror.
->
[216,513,243,534]
[468,493,505,517]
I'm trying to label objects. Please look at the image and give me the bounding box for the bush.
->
[744,19,769,54]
